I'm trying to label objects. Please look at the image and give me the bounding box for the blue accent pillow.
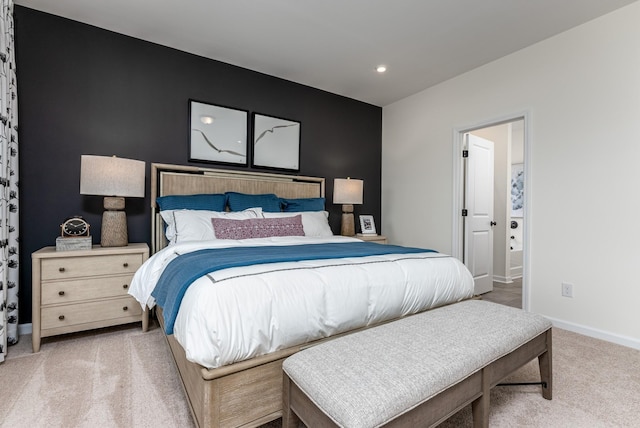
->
[156,194,227,211]
[226,192,282,212]
[282,197,325,212]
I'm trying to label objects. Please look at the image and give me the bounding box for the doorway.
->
[452,114,529,310]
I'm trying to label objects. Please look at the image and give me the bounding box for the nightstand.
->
[356,234,388,244]
[31,243,149,352]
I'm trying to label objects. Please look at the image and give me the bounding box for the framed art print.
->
[359,215,377,235]
[189,100,248,166]
[511,163,524,217]
[252,113,300,171]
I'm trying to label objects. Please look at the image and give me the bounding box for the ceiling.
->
[15,0,638,106]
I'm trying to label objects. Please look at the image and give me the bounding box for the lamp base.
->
[340,204,356,236]
[100,197,129,247]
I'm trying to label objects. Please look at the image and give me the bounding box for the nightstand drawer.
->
[41,275,134,305]
[41,296,142,330]
[41,253,143,280]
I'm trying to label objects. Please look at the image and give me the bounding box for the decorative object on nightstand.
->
[80,155,145,247]
[333,177,363,236]
[31,243,150,352]
[358,214,377,235]
[56,216,92,251]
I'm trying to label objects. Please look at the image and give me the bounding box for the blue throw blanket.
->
[152,241,436,334]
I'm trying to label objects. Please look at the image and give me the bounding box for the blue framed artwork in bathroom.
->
[511,163,524,217]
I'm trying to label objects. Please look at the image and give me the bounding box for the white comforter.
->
[129,236,474,369]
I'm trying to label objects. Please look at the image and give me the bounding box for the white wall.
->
[382,2,640,347]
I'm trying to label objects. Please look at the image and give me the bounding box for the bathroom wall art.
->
[511,163,524,217]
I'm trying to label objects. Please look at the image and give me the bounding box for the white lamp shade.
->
[333,178,363,204]
[80,155,145,197]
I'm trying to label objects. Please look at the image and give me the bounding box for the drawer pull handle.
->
[58,315,65,321]
[58,291,65,296]
[123,263,129,268]
[122,284,128,289]
[59,267,66,272]
[122,306,128,311]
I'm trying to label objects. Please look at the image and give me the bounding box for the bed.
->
[130,163,474,428]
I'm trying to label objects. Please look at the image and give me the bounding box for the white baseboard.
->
[492,275,511,284]
[546,316,640,351]
[18,323,32,336]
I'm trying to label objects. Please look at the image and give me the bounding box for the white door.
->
[464,134,495,295]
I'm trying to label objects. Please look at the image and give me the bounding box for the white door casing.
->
[464,134,495,295]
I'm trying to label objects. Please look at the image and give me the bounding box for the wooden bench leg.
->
[472,367,490,428]
[282,373,301,428]
[538,329,553,400]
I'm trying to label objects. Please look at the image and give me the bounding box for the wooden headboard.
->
[150,163,326,253]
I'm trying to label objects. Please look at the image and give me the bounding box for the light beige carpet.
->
[1,324,194,428]
[1,322,639,427]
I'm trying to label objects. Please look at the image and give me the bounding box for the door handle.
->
[490,221,497,226]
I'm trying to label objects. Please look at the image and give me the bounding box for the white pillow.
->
[262,211,333,237]
[161,208,263,244]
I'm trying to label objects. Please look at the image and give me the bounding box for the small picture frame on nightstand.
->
[359,215,377,235]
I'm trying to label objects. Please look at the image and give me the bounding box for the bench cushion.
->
[283,300,552,428]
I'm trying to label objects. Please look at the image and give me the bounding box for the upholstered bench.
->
[282,300,552,428]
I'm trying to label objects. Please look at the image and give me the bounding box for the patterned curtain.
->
[0,0,19,363]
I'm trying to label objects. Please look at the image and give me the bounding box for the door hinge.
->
[462,150,469,158]
[462,209,468,217]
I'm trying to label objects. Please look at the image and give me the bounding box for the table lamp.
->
[333,177,363,236]
[80,155,145,247]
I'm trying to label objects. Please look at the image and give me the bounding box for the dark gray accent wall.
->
[14,6,382,324]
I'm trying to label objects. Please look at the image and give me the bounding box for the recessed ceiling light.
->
[376,65,387,73]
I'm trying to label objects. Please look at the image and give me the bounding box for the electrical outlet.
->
[561,282,573,298]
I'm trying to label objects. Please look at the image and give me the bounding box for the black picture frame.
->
[251,113,301,171]
[189,99,249,166]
